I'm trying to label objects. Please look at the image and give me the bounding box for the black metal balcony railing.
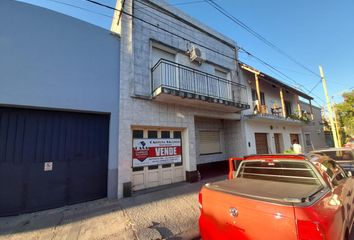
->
[151,59,248,105]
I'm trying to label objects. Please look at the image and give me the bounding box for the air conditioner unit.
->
[189,46,204,64]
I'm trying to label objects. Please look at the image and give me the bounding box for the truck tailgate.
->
[199,183,298,240]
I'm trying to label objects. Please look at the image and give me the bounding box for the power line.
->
[85,0,237,61]
[47,0,115,19]
[49,0,323,104]
[205,0,321,78]
[128,0,235,58]
[136,0,208,8]
[84,0,325,104]
[239,48,326,105]
[309,80,322,93]
[238,57,318,77]
[133,0,324,102]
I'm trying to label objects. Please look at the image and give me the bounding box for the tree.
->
[336,90,354,138]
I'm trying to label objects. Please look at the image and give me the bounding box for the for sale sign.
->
[132,138,182,167]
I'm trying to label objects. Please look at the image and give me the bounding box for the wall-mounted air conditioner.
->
[189,46,205,65]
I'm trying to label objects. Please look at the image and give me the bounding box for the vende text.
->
[155,147,177,156]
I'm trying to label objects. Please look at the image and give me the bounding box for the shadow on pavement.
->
[0,175,225,238]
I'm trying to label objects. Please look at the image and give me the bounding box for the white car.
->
[344,138,354,149]
[311,148,354,174]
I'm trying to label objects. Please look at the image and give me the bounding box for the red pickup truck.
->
[199,154,354,240]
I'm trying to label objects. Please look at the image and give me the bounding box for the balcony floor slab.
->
[243,113,306,125]
[152,87,250,113]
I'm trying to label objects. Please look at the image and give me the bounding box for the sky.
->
[17,0,354,107]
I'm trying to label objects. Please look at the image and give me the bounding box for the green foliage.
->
[284,149,295,154]
[288,113,311,123]
[336,90,354,137]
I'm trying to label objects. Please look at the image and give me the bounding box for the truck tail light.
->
[297,220,325,240]
[198,192,202,210]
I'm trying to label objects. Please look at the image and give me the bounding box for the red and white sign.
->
[132,138,182,167]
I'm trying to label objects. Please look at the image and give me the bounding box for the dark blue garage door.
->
[0,107,109,216]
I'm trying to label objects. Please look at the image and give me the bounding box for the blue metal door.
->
[0,108,109,216]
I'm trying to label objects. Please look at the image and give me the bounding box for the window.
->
[237,161,321,185]
[133,130,143,138]
[319,160,347,186]
[151,46,175,67]
[199,130,221,155]
[148,130,158,138]
[305,134,311,147]
[161,131,170,138]
[251,89,265,105]
[214,68,228,79]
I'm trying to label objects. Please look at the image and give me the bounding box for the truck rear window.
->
[237,160,321,185]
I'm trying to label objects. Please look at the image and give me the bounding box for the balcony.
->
[244,102,312,125]
[151,59,250,112]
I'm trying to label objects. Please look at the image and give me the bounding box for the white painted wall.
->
[300,101,328,152]
[243,121,303,155]
[0,0,120,198]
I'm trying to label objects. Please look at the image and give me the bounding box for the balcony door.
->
[214,68,231,101]
[284,101,292,116]
[151,46,176,90]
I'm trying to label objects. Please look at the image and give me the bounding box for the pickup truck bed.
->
[208,178,321,204]
[199,156,339,240]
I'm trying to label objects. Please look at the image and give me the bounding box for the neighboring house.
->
[239,63,314,155]
[300,101,328,152]
[112,0,249,196]
[0,1,120,216]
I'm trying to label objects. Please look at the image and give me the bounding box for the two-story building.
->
[112,0,250,197]
[300,101,328,152]
[239,63,315,155]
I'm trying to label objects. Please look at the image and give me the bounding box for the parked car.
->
[199,154,354,240]
[311,148,354,174]
[344,138,354,149]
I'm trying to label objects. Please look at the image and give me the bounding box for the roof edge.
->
[239,62,314,100]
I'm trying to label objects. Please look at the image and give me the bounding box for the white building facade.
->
[239,63,315,155]
[112,0,250,197]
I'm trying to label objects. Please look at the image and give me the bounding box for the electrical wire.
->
[83,0,325,104]
[205,0,321,78]
[309,80,322,93]
[85,0,238,61]
[132,0,325,103]
[135,0,208,9]
[47,0,116,19]
[129,0,235,58]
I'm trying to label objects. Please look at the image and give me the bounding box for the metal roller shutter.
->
[199,130,221,155]
[0,107,109,216]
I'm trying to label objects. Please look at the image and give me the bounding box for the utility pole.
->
[319,65,339,148]
[331,97,342,147]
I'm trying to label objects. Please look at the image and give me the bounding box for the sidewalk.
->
[0,175,225,240]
